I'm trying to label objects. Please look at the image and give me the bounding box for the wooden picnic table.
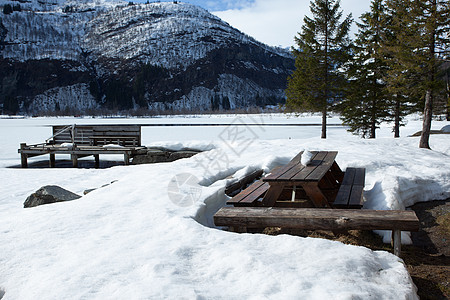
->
[227,150,365,209]
[219,151,420,257]
[261,151,344,208]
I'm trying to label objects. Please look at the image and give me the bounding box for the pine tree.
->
[339,0,391,138]
[286,0,352,139]
[3,4,13,15]
[383,0,450,147]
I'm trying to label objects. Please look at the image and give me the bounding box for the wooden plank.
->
[353,168,366,186]
[227,180,266,204]
[348,185,364,208]
[213,207,420,231]
[341,168,356,185]
[225,169,264,196]
[239,182,270,205]
[276,162,307,181]
[291,151,328,181]
[263,151,304,181]
[92,132,140,137]
[305,151,338,181]
[333,185,352,208]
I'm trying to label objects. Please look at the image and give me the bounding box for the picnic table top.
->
[263,151,338,183]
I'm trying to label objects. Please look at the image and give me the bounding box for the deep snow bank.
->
[0,114,448,299]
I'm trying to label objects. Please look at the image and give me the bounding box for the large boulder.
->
[441,125,450,133]
[24,185,81,208]
[132,149,171,164]
[131,148,201,165]
[168,150,201,161]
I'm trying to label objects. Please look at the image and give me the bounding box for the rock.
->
[441,125,450,133]
[24,185,81,208]
[131,148,201,164]
[168,150,200,161]
[132,149,171,164]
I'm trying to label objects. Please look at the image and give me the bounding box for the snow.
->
[301,149,314,166]
[0,113,448,299]
[1,1,290,66]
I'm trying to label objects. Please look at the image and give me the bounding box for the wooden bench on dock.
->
[214,207,420,256]
[19,124,144,168]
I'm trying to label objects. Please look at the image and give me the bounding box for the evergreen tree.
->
[3,4,13,15]
[383,0,450,148]
[13,4,21,12]
[286,0,352,138]
[340,0,391,138]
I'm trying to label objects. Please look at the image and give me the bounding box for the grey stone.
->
[441,125,450,133]
[168,151,200,161]
[131,147,201,165]
[24,185,81,208]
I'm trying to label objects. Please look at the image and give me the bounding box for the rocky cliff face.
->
[0,0,294,114]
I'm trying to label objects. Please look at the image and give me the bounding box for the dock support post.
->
[71,154,78,168]
[49,153,56,168]
[392,230,402,257]
[124,153,130,165]
[94,154,100,169]
[20,143,28,168]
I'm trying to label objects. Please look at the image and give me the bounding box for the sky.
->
[135,0,373,48]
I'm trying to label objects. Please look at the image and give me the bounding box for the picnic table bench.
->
[217,150,420,256]
[18,124,144,168]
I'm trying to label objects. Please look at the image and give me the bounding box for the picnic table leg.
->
[261,184,284,207]
[392,230,402,257]
[301,182,330,208]
[124,153,130,165]
[49,153,56,168]
[291,186,297,202]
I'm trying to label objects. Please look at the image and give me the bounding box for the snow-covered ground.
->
[0,113,448,299]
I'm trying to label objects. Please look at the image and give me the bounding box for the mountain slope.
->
[0,1,294,114]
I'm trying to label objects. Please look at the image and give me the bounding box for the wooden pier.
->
[18,124,145,168]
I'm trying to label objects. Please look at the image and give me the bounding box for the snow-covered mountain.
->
[0,0,294,114]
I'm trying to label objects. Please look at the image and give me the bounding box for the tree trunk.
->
[394,97,400,138]
[322,0,329,140]
[370,93,376,139]
[370,122,376,139]
[446,69,450,121]
[321,108,327,139]
[419,89,433,149]
[420,0,436,149]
